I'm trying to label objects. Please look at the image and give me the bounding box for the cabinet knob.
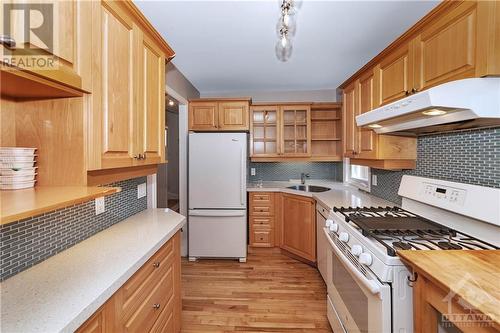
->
[0,35,16,48]
[404,90,410,96]
[152,262,160,268]
[142,152,147,160]
[152,303,161,309]
[133,155,139,159]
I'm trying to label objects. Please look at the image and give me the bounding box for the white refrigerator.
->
[188,132,247,262]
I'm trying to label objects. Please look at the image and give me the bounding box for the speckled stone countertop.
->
[0,209,186,333]
[248,180,395,209]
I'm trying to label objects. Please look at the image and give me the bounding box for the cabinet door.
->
[250,105,280,157]
[357,71,378,159]
[188,102,218,131]
[343,82,357,158]
[413,1,480,91]
[375,43,414,106]
[1,0,82,89]
[218,101,249,131]
[281,194,316,262]
[280,105,311,157]
[135,34,166,165]
[96,1,137,169]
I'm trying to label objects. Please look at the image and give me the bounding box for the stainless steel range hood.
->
[356,78,500,135]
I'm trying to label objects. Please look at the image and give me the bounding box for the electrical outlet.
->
[372,174,378,186]
[137,183,147,198]
[95,197,105,215]
[250,168,256,176]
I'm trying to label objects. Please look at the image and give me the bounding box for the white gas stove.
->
[323,175,500,333]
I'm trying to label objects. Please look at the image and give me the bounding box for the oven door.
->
[324,228,392,333]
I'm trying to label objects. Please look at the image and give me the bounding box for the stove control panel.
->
[422,182,466,206]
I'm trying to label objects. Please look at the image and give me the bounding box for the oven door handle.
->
[324,228,381,295]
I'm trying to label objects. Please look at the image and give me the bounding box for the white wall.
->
[167,62,200,100]
[202,88,337,102]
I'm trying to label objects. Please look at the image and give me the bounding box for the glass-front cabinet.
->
[250,104,311,158]
[281,105,311,157]
[250,105,280,157]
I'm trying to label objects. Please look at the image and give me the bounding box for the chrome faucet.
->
[300,173,310,185]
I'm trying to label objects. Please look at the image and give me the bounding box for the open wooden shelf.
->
[1,64,86,100]
[311,137,341,141]
[310,117,341,121]
[1,186,121,225]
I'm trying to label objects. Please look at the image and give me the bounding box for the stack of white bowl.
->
[0,147,37,190]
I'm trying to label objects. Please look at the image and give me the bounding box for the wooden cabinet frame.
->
[188,99,250,131]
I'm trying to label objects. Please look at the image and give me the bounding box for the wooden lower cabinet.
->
[76,232,181,333]
[249,192,276,247]
[280,194,316,262]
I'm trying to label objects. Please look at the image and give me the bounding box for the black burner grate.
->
[333,206,499,256]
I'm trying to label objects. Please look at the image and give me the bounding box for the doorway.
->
[157,95,180,211]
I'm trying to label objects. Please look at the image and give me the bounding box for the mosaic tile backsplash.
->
[371,127,500,205]
[0,177,148,281]
[248,161,343,182]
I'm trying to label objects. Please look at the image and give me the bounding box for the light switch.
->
[251,168,256,176]
[95,197,105,215]
[372,175,378,186]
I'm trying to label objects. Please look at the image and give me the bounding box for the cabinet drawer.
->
[122,266,175,333]
[251,230,273,247]
[117,239,175,320]
[149,296,175,333]
[251,206,274,216]
[250,192,274,203]
[250,216,274,229]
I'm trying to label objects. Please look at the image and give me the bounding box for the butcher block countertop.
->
[398,250,500,326]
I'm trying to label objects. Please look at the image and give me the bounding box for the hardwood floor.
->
[181,249,332,332]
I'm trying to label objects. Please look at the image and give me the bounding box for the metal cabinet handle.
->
[0,35,16,48]
[153,303,161,309]
[152,262,160,268]
[411,88,418,94]
[142,152,147,160]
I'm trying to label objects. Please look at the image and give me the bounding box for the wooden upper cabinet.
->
[280,194,316,262]
[342,83,357,158]
[413,1,482,91]
[218,101,249,130]
[189,102,218,131]
[357,71,378,159]
[340,1,500,113]
[136,35,166,165]
[188,99,250,131]
[96,1,136,169]
[280,105,311,157]
[87,0,174,171]
[375,42,414,106]
[0,0,85,96]
[250,105,280,157]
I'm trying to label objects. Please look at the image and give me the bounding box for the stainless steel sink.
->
[286,185,330,193]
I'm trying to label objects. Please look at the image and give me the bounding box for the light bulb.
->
[275,37,293,62]
[422,109,447,116]
[168,100,175,106]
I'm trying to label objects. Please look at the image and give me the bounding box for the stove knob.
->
[329,223,339,233]
[359,253,373,266]
[339,232,349,243]
[325,219,333,227]
[351,245,363,257]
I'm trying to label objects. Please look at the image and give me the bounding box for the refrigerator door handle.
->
[189,210,246,217]
[240,147,245,206]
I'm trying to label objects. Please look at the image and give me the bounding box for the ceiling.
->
[135,0,438,95]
